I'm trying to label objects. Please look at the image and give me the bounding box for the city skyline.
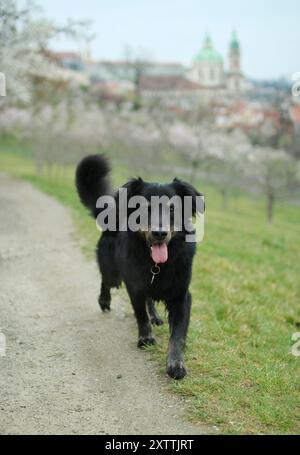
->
[42,0,300,80]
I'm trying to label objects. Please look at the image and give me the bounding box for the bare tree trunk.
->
[221,188,228,210]
[62,165,67,180]
[35,157,43,176]
[189,159,199,185]
[267,192,274,224]
[46,162,52,178]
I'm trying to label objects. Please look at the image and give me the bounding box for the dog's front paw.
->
[167,361,187,380]
[98,297,111,312]
[138,336,156,348]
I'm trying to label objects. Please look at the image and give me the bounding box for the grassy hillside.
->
[1,143,299,434]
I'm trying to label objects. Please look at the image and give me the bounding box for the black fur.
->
[76,154,203,380]
[75,154,111,218]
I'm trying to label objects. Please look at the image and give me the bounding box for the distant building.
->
[44,51,90,86]
[141,31,251,107]
[188,34,224,88]
[188,31,250,94]
[139,75,203,109]
[227,31,250,93]
[48,31,251,107]
[52,52,85,72]
[84,60,186,85]
[290,103,300,132]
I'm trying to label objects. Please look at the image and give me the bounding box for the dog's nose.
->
[151,230,168,241]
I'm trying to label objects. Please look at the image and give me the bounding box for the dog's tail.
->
[75,154,111,218]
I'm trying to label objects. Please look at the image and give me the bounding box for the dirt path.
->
[0,175,207,435]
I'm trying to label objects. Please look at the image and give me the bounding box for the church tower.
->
[227,30,247,93]
[229,30,241,74]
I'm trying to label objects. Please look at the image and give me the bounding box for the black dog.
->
[76,154,204,379]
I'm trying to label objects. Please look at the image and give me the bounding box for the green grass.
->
[1,142,300,434]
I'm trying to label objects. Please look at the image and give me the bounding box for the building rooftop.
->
[194,34,223,63]
[140,75,203,91]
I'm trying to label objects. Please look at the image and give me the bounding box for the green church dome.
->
[194,34,223,63]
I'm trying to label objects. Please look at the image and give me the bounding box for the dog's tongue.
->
[151,243,168,264]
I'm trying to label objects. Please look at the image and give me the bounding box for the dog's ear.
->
[122,177,144,200]
[172,178,205,215]
[115,178,144,230]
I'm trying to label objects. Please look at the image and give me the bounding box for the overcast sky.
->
[41,0,300,80]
